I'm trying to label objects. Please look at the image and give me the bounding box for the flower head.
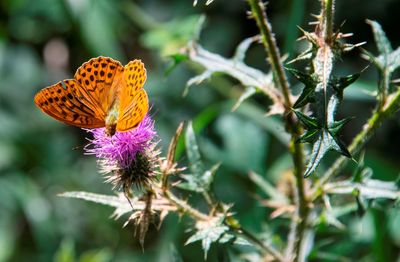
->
[85,115,159,190]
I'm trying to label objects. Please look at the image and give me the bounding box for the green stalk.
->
[163,189,284,261]
[247,1,308,261]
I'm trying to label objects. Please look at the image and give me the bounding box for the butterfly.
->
[34,57,148,136]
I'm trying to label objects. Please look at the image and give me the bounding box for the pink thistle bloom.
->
[84,115,159,190]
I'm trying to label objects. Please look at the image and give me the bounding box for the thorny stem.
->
[239,227,285,262]
[286,1,337,260]
[247,0,309,261]
[323,0,334,43]
[378,70,390,110]
[161,124,284,261]
[247,0,292,109]
[164,190,210,221]
[312,87,400,198]
[163,188,285,261]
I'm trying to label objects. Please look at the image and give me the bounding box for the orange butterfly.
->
[34,57,148,136]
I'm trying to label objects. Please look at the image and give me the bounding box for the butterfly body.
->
[34,57,148,136]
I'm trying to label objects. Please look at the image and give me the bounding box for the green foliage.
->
[363,20,400,102]
[1,0,400,261]
[54,239,112,262]
[178,122,219,192]
[141,15,203,56]
[288,18,361,176]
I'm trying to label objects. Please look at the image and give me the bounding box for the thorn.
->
[339,32,354,38]
[339,20,347,29]
[246,11,253,19]
[355,41,367,47]
[391,78,400,84]
[297,35,307,41]
[360,64,370,73]
[262,1,269,8]
[309,21,319,25]
[124,185,134,209]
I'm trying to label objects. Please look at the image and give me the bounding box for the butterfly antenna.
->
[72,140,90,151]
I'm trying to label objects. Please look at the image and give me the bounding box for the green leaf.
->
[366,20,392,57]
[325,177,400,200]
[178,163,219,193]
[388,47,400,73]
[168,245,183,262]
[286,67,317,108]
[293,84,316,108]
[304,129,351,177]
[328,117,353,135]
[140,15,202,56]
[54,239,75,262]
[293,110,319,129]
[297,129,320,143]
[218,233,251,246]
[329,132,352,158]
[185,217,229,259]
[286,67,315,85]
[362,48,383,70]
[79,249,112,262]
[58,191,173,220]
[165,53,188,77]
[331,73,361,98]
[185,121,206,176]
[179,122,218,192]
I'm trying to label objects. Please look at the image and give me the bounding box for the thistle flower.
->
[84,115,160,192]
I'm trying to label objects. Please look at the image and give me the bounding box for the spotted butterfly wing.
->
[74,57,124,117]
[34,79,104,128]
[116,60,149,132]
[34,56,148,135]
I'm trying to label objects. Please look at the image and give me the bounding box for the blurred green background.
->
[0,0,399,261]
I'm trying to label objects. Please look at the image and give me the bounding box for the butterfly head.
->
[105,125,117,136]
[105,124,117,136]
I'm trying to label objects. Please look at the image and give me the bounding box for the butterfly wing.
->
[74,56,124,117]
[34,80,105,128]
[116,60,149,132]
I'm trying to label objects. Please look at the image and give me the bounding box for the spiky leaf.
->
[297,129,321,143]
[293,110,319,129]
[331,73,360,99]
[304,129,351,177]
[287,67,318,108]
[366,20,392,57]
[179,122,218,192]
[234,36,258,62]
[165,53,188,76]
[185,217,229,259]
[328,117,353,135]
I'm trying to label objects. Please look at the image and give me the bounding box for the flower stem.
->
[312,87,400,198]
[240,227,285,262]
[247,0,292,108]
[247,1,309,260]
[163,188,284,261]
[164,190,210,221]
[323,0,334,43]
